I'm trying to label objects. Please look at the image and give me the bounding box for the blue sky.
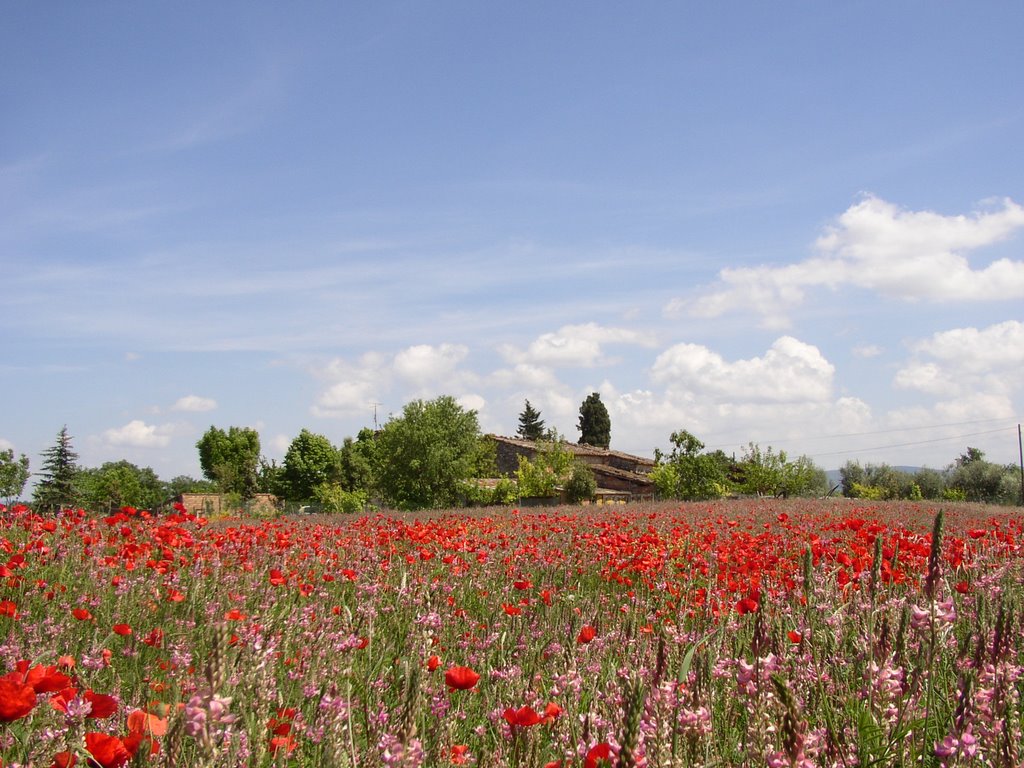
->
[3,2,1023,485]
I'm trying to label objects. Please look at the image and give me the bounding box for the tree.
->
[336,429,376,492]
[164,475,218,497]
[196,426,261,498]
[33,426,80,513]
[947,448,1017,504]
[374,396,482,510]
[0,449,30,506]
[515,439,577,498]
[282,429,338,501]
[516,400,546,441]
[737,443,825,498]
[649,430,725,501]
[77,461,164,513]
[577,392,611,448]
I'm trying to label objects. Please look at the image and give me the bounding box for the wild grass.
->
[0,498,1021,767]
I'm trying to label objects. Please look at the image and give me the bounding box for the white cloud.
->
[499,322,656,367]
[457,393,487,413]
[0,438,14,452]
[852,344,883,358]
[651,336,835,403]
[669,196,1024,325]
[172,394,218,412]
[102,420,176,448]
[893,320,1023,423]
[393,343,469,384]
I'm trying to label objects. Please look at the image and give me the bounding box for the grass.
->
[0,497,1021,767]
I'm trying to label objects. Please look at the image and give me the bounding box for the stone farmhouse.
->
[487,435,656,502]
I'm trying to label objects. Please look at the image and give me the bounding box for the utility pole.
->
[1018,423,1023,506]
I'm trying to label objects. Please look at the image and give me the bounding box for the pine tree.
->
[33,426,80,513]
[516,400,546,441]
[577,392,611,448]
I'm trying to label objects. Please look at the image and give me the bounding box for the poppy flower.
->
[16,662,72,693]
[787,630,803,644]
[450,744,470,764]
[577,625,596,644]
[112,623,132,637]
[52,751,77,767]
[85,732,131,768]
[127,707,169,738]
[502,603,522,616]
[84,690,119,719]
[0,676,37,721]
[444,666,480,691]
[72,608,93,621]
[427,655,441,672]
[585,742,614,768]
[542,702,563,722]
[503,705,542,727]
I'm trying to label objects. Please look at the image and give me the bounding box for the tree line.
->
[5,400,1019,513]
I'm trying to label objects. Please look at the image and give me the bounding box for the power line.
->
[703,415,1017,451]
[806,427,1016,460]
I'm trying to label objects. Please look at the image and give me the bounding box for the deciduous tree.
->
[196,426,261,498]
[77,461,164,513]
[374,396,481,510]
[650,430,725,501]
[282,429,338,501]
[0,449,30,506]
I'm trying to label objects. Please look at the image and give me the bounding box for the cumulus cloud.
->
[311,344,479,419]
[651,336,835,403]
[499,322,656,367]
[393,343,468,384]
[894,320,1023,414]
[102,420,176,448]
[668,196,1024,326]
[172,394,218,412]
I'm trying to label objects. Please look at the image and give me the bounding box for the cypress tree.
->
[577,392,611,448]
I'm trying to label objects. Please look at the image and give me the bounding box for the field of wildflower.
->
[0,498,1022,768]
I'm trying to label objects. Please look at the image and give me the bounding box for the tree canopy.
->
[649,429,725,501]
[374,395,482,510]
[196,426,261,498]
[77,460,165,513]
[577,392,611,448]
[282,429,337,501]
[0,449,30,506]
[516,399,546,441]
[33,426,80,513]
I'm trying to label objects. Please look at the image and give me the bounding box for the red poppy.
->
[85,732,131,768]
[577,625,596,644]
[112,623,132,636]
[502,603,522,616]
[542,702,563,722]
[269,734,297,756]
[503,705,542,727]
[52,751,77,767]
[444,666,480,691]
[15,662,72,693]
[84,690,119,719]
[585,742,614,768]
[0,677,37,721]
[0,600,18,619]
[72,608,93,621]
[787,630,803,644]
[427,655,441,671]
[223,609,247,621]
[450,744,470,764]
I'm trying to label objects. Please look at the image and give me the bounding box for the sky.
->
[3,3,1024,487]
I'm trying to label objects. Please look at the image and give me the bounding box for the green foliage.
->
[77,460,165,512]
[196,426,261,498]
[0,449,30,506]
[374,395,482,510]
[577,392,611,448]
[946,447,1018,504]
[650,430,725,500]
[337,430,376,492]
[164,475,219,497]
[563,461,596,503]
[738,443,825,498]
[282,429,338,501]
[515,439,576,498]
[516,399,546,441]
[457,477,518,507]
[256,458,285,496]
[33,426,80,513]
[313,483,368,514]
[840,461,916,500]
